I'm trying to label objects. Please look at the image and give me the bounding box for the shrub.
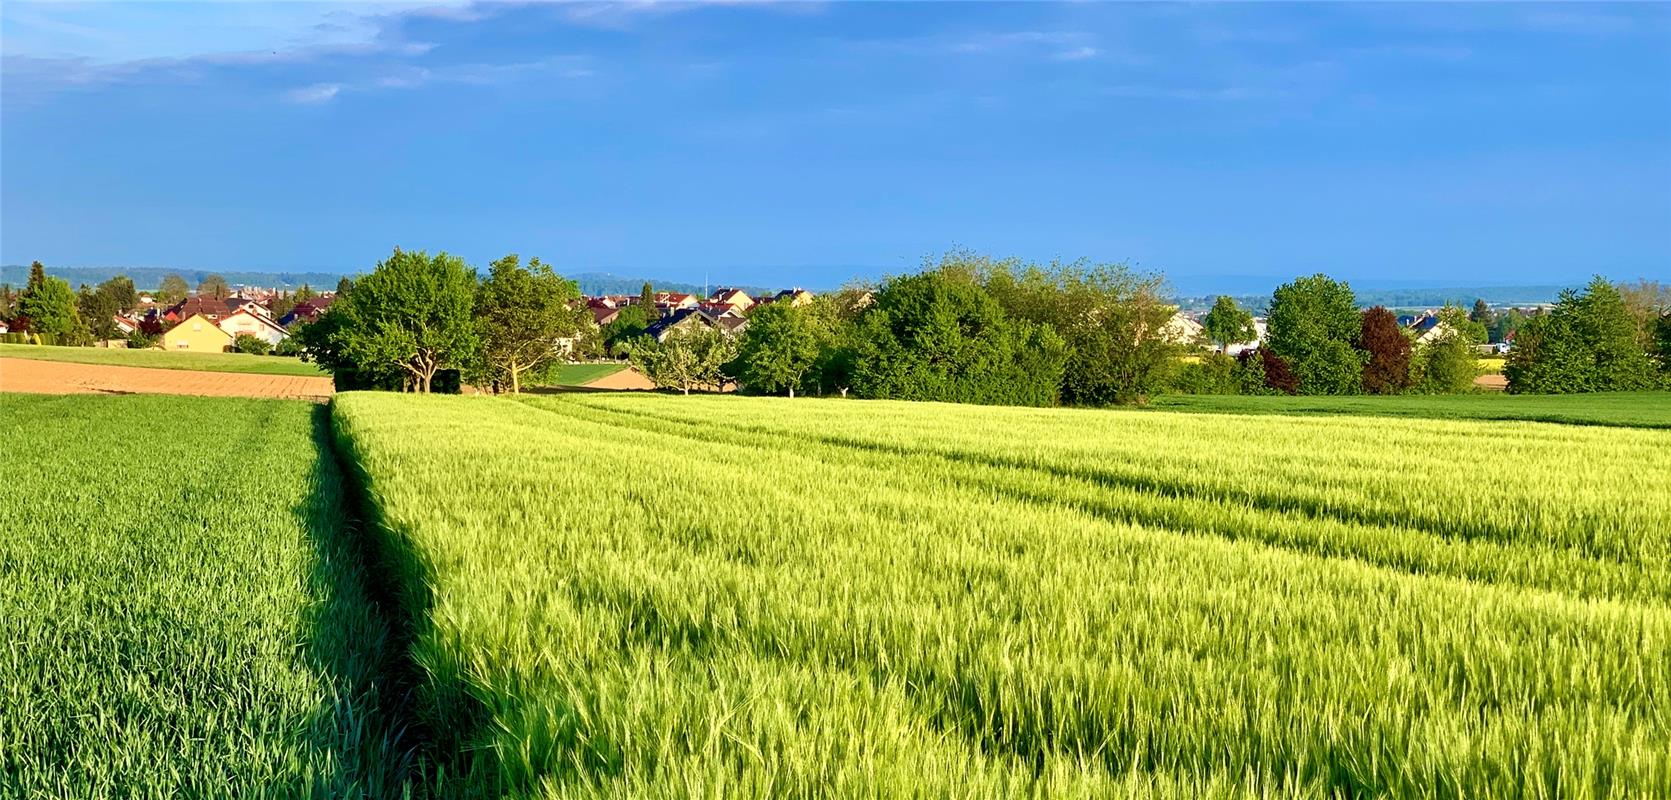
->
[232,334,271,356]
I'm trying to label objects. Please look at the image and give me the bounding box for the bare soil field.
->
[0,357,333,401]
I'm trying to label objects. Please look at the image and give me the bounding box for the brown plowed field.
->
[0,358,334,401]
[581,366,657,390]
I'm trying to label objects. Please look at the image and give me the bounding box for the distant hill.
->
[566,272,775,298]
[1,265,346,291]
[1175,284,1575,315]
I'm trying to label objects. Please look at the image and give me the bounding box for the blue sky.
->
[2,1,1668,292]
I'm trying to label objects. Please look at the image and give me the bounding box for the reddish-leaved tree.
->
[1356,306,1412,394]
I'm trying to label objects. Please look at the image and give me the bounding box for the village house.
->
[1407,315,1453,346]
[162,313,234,351]
[1162,311,1206,346]
[706,288,754,312]
[772,288,815,307]
[277,296,335,327]
[218,309,290,347]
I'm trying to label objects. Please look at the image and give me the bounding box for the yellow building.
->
[163,313,234,352]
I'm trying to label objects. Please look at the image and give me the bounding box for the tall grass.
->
[331,392,1671,798]
[0,394,395,796]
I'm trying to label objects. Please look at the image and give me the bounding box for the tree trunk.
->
[682,385,690,395]
[510,362,521,394]
[788,386,795,399]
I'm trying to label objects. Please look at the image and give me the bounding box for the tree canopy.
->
[1202,296,1256,353]
[735,302,821,397]
[1266,274,1364,395]
[476,254,583,393]
[329,249,479,392]
[18,263,83,341]
[1356,306,1411,395]
[197,274,231,300]
[1505,276,1660,393]
[158,274,190,306]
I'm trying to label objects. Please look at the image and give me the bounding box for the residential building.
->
[218,309,290,347]
[162,313,234,351]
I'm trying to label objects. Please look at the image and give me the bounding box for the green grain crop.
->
[0,342,326,376]
[0,393,393,797]
[329,391,1671,798]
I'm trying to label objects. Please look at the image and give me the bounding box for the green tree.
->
[1266,273,1364,395]
[850,269,1066,407]
[232,333,271,355]
[628,325,736,394]
[295,284,318,302]
[1201,295,1256,353]
[1469,298,1494,328]
[0,284,17,322]
[335,277,354,296]
[1489,308,1527,344]
[639,281,657,319]
[1505,276,1658,393]
[329,248,480,393]
[1439,304,1488,344]
[977,255,1171,405]
[600,304,652,356]
[158,274,190,305]
[1355,306,1411,394]
[77,284,121,340]
[735,302,820,397]
[198,274,231,300]
[268,295,297,320]
[1412,328,1479,394]
[19,263,83,342]
[96,275,138,313]
[475,254,583,393]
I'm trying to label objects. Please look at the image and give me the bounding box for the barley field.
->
[0,394,395,797]
[329,391,1671,798]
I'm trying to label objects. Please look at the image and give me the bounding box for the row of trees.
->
[298,249,583,392]
[1,262,335,346]
[1505,278,1670,393]
[625,252,1180,406]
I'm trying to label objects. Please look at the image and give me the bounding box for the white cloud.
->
[1053,46,1100,62]
[283,83,343,104]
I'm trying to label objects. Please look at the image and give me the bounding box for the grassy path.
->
[0,342,325,377]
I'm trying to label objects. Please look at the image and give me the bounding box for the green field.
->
[1151,390,1671,428]
[9,389,1668,796]
[327,392,1670,797]
[0,342,326,377]
[0,395,393,795]
[533,361,627,387]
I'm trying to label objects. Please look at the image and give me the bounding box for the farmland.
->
[0,394,394,796]
[1149,390,1671,428]
[326,391,1671,797]
[0,342,326,376]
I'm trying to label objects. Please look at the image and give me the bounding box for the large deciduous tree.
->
[333,248,479,392]
[976,254,1171,405]
[158,274,190,305]
[850,269,1066,407]
[735,301,820,397]
[1202,295,1256,353]
[18,262,84,341]
[1266,273,1365,395]
[475,254,583,393]
[1505,276,1659,393]
[77,284,121,340]
[97,275,138,313]
[629,325,736,394]
[1355,306,1411,394]
[197,274,231,300]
